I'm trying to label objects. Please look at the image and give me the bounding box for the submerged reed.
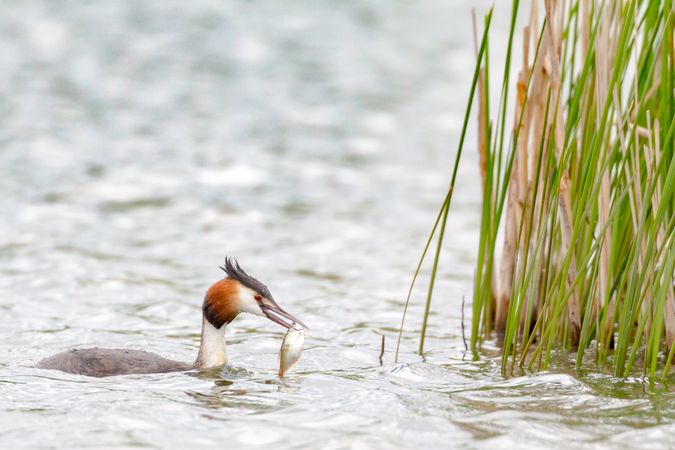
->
[398,0,674,381]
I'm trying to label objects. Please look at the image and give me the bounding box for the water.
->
[1,1,674,448]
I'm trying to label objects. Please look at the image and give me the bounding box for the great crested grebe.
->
[37,257,305,377]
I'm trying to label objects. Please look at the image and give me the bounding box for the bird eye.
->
[254,295,262,302]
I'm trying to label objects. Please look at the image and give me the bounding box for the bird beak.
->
[260,300,307,329]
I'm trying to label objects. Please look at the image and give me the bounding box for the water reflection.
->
[186,367,304,414]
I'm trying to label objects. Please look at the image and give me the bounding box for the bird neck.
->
[194,316,228,369]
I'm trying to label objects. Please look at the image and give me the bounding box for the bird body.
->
[37,348,191,377]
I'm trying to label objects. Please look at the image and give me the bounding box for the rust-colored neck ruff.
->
[202,278,239,329]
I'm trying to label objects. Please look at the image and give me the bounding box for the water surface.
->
[1,1,674,449]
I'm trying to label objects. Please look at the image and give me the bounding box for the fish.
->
[278,323,304,377]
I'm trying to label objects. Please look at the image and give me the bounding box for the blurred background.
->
[2,1,671,449]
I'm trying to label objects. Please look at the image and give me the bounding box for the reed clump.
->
[397,0,674,381]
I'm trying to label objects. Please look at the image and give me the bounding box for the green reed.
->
[398,0,674,381]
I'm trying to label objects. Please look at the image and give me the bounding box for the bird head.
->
[202,257,306,330]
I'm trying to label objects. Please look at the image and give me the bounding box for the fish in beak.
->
[279,323,304,377]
